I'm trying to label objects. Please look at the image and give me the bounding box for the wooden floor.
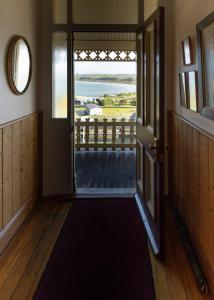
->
[0,199,212,300]
[75,150,136,189]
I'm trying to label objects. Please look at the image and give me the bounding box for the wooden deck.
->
[0,199,211,300]
[75,150,136,189]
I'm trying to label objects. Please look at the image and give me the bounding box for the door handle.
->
[149,143,157,150]
[149,138,159,150]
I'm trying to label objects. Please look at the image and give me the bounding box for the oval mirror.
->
[7,36,32,95]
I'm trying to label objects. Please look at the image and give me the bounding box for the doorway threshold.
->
[75,188,136,198]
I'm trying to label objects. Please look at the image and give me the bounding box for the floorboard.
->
[75,150,136,189]
[0,199,211,299]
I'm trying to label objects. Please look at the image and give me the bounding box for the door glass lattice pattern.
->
[74,50,137,61]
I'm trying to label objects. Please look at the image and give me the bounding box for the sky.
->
[74,61,136,74]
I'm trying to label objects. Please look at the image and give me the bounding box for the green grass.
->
[100,107,135,118]
[75,106,85,112]
[75,106,135,120]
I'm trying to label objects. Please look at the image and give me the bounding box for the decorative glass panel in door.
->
[52,32,67,118]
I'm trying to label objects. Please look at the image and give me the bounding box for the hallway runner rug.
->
[34,198,155,300]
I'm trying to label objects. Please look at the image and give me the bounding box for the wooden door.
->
[135,7,165,257]
[48,31,74,195]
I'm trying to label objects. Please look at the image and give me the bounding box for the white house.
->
[75,99,85,106]
[85,104,103,116]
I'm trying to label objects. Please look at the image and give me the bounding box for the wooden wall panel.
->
[0,129,2,230]
[3,126,13,227]
[209,139,214,262]
[190,128,199,234]
[169,112,214,291]
[21,118,30,205]
[198,134,209,256]
[0,112,41,254]
[29,117,34,197]
[34,116,39,190]
[13,122,21,214]
[0,113,41,230]
[29,115,39,196]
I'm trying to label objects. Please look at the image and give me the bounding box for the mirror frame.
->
[7,35,32,95]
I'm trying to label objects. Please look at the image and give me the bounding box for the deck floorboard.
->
[75,150,136,189]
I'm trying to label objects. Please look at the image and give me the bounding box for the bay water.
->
[75,80,136,97]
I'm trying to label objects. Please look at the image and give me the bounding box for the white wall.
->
[0,0,40,124]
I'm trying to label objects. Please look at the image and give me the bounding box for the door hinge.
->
[158,154,164,161]
[165,143,169,151]
[69,127,74,136]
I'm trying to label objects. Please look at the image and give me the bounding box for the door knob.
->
[149,143,157,150]
[149,138,159,150]
[69,127,74,136]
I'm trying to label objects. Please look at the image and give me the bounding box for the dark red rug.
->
[34,199,155,300]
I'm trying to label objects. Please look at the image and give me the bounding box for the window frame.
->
[197,11,214,120]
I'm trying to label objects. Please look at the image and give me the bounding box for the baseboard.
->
[176,207,214,296]
[0,191,38,255]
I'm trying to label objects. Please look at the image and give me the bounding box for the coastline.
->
[75,79,136,86]
[74,80,136,98]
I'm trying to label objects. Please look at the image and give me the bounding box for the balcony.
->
[75,118,136,193]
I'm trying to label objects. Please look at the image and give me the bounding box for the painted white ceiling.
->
[73,32,136,50]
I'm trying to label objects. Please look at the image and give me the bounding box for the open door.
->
[47,31,75,196]
[135,7,165,257]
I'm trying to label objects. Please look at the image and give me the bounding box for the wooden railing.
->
[75,118,136,150]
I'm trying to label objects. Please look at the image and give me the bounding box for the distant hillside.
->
[75,74,136,85]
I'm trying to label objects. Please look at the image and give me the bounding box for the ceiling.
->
[73,32,136,50]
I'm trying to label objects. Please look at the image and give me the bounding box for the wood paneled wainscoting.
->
[0,112,42,254]
[168,111,214,294]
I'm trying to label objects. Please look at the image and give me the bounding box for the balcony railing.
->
[75,118,136,151]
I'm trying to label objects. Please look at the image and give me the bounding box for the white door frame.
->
[41,0,143,196]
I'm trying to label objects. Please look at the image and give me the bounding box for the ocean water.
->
[75,80,136,97]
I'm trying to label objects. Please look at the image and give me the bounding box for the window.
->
[197,12,214,120]
[52,32,67,118]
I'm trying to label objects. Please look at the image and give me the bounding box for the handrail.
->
[75,118,136,151]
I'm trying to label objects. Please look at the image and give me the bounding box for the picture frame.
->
[182,36,193,66]
[186,71,199,112]
[179,72,188,108]
[197,12,214,120]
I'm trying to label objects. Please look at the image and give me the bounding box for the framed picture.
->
[182,37,193,65]
[186,71,198,112]
[197,12,214,119]
[179,72,187,108]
